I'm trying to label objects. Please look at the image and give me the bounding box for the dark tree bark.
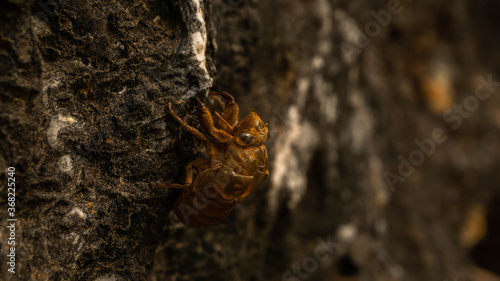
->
[1,0,500,281]
[1,0,215,280]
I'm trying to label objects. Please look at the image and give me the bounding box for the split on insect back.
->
[151,91,271,228]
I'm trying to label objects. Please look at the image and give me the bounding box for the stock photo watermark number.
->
[6,167,17,274]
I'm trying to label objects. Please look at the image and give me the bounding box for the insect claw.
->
[190,97,204,108]
[209,91,235,104]
[167,102,177,116]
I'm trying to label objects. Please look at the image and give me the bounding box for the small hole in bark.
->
[337,255,359,276]
[390,27,402,41]
[470,195,500,275]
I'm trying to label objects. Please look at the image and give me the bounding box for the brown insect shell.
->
[165,96,271,228]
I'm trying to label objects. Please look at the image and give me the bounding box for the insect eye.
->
[239,133,254,145]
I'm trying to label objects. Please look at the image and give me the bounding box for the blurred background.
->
[1,0,499,280]
[203,0,500,280]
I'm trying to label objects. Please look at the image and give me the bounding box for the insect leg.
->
[209,91,239,128]
[251,169,269,191]
[191,98,233,143]
[209,91,235,104]
[229,173,254,202]
[190,158,210,174]
[167,102,208,142]
[151,158,209,189]
[151,182,186,189]
[214,111,233,133]
[209,93,226,110]
[210,95,234,131]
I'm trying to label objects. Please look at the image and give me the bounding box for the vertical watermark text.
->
[6,166,17,274]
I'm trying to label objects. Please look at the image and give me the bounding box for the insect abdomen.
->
[173,164,253,228]
[174,189,236,228]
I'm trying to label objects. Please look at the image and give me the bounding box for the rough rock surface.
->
[1,0,500,280]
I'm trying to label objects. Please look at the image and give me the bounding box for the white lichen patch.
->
[337,223,358,243]
[41,77,62,107]
[59,154,73,173]
[42,77,62,91]
[189,0,212,86]
[179,0,213,99]
[68,207,87,220]
[191,0,207,63]
[269,17,342,211]
[191,31,207,70]
[47,115,77,148]
[67,231,86,257]
[269,75,321,212]
[68,232,81,244]
[269,106,319,211]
